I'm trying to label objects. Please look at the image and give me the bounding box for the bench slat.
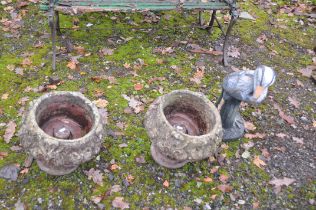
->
[41,0,231,14]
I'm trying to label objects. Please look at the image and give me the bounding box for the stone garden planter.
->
[19,91,105,175]
[144,90,223,169]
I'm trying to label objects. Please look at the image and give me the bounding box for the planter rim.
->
[27,91,101,143]
[158,89,222,139]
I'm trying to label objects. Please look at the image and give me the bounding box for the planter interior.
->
[162,92,214,136]
[36,94,94,140]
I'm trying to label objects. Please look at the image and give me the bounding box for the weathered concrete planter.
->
[19,91,104,175]
[144,90,223,168]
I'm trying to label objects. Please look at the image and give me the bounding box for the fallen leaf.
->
[7,64,15,71]
[4,121,16,143]
[279,110,295,124]
[100,48,114,56]
[15,67,24,76]
[0,151,8,160]
[123,63,131,69]
[134,83,143,91]
[170,65,182,74]
[118,143,128,148]
[253,156,266,169]
[276,133,288,139]
[148,77,165,84]
[84,168,103,186]
[190,67,205,85]
[1,93,9,100]
[163,180,169,188]
[210,166,219,174]
[288,97,300,108]
[253,201,260,209]
[66,58,79,70]
[256,34,268,44]
[122,94,144,114]
[217,184,233,193]
[106,76,117,84]
[292,137,304,144]
[91,195,102,204]
[93,99,108,108]
[269,177,296,194]
[110,185,122,194]
[299,65,316,77]
[135,155,146,164]
[126,174,135,184]
[153,47,174,55]
[18,97,29,105]
[20,168,29,174]
[261,148,270,158]
[116,121,126,130]
[242,141,255,150]
[244,121,256,131]
[46,84,57,90]
[21,58,32,66]
[110,164,120,171]
[112,197,129,209]
[219,174,229,183]
[91,76,103,83]
[203,177,213,183]
[74,45,85,55]
[244,133,266,139]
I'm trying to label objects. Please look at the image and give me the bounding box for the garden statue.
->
[217,65,276,141]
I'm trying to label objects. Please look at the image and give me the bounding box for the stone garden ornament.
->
[217,65,276,141]
[19,91,105,175]
[144,90,223,169]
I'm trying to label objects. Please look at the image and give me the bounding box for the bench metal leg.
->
[207,10,216,34]
[49,0,56,71]
[55,11,61,36]
[223,9,238,66]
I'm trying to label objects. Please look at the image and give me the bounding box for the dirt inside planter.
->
[36,96,93,140]
[164,105,207,136]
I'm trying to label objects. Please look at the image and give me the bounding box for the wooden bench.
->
[40,0,238,70]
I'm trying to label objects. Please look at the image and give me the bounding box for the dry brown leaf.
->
[135,155,146,164]
[269,177,296,194]
[253,156,266,169]
[292,137,304,144]
[110,164,120,171]
[46,84,57,90]
[134,83,143,91]
[276,133,288,139]
[122,94,144,114]
[217,184,233,193]
[219,174,229,183]
[74,45,85,55]
[91,76,103,83]
[170,65,182,74]
[148,77,165,84]
[84,168,103,186]
[4,121,16,143]
[244,121,256,131]
[261,148,270,158]
[66,58,79,70]
[210,166,219,174]
[91,195,102,204]
[163,180,169,188]
[190,67,205,85]
[21,58,32,66]
[244,133,266,139]
[256,34,268,44]
[20,168,29,174]
[1,93,9,100]
[0,151,8,160]
[288,97,300,108]
[227,46,240,58]
[126,174,135,184]
[100,48,114,56]
[203,177,213,183]
[112,197,129,209]
[253,201,260,209]
[299,65,315,77]
[93,99,108,108]
[123,63,131,69]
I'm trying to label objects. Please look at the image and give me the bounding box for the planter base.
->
[37,160,77,176]
[151,144,188,169]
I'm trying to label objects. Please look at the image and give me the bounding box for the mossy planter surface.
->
[144,90,223,168]
[19,91,105,175]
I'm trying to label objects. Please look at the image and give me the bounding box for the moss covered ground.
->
[0,0,315,209]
